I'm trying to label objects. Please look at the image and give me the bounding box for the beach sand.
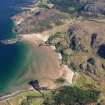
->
[0,33,74,101]
[21,33,74,85]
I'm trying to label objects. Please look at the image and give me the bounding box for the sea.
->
[0,0,35,95]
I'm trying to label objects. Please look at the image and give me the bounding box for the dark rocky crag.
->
[49,19,105,81]
[66,21,105,78]
[46,19,105,104]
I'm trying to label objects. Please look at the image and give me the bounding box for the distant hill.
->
[48,0,105,17]
[75,0,105,17]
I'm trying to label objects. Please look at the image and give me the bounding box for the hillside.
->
[1,0,105,105]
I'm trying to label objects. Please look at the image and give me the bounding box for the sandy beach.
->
[21,33,74,85]
[0,33,74,102]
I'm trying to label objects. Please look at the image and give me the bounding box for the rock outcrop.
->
[102,63,105,70]
[87,58,96,65]
[76,0,105,17]
[90,33,97,48]
[61,20,105,79]
[66,27,82,51]
[79,57,96,75]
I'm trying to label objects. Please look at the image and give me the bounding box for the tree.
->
[43,86,100,105]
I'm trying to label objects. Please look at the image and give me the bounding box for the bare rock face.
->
[64,20,105,80]
[66,27,82,51]
[69,36,81,51]
[87,58,96,65]
[86,63,96,74]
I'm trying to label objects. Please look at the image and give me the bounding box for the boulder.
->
[90,33,97,48]
[69,36,81,51]
[97,44,105,59]
[79,61,96,74]
[86,63,96,74]
[102,63,105,70]
[66,26,75,44]
[87,57,96,65]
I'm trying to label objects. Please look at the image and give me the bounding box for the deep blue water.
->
[0,0,15,39]
[0,0,34,39]
[0,0,34,95]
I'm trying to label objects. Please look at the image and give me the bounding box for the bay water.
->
[0,0,34,95]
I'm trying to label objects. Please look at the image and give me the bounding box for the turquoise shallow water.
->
[0,42,31,94]
[0,0,35,95]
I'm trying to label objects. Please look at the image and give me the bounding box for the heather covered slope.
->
[47,19,105,104]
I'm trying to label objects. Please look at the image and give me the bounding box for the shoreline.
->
[0,90,30,102]
[0,33,74,102]
[0,1,74,101]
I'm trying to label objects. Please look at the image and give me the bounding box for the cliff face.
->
[65,20,105,78]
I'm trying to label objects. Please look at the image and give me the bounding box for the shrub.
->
[68,62,77,72]
[43,86,100,105]
[55,78,65,84]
